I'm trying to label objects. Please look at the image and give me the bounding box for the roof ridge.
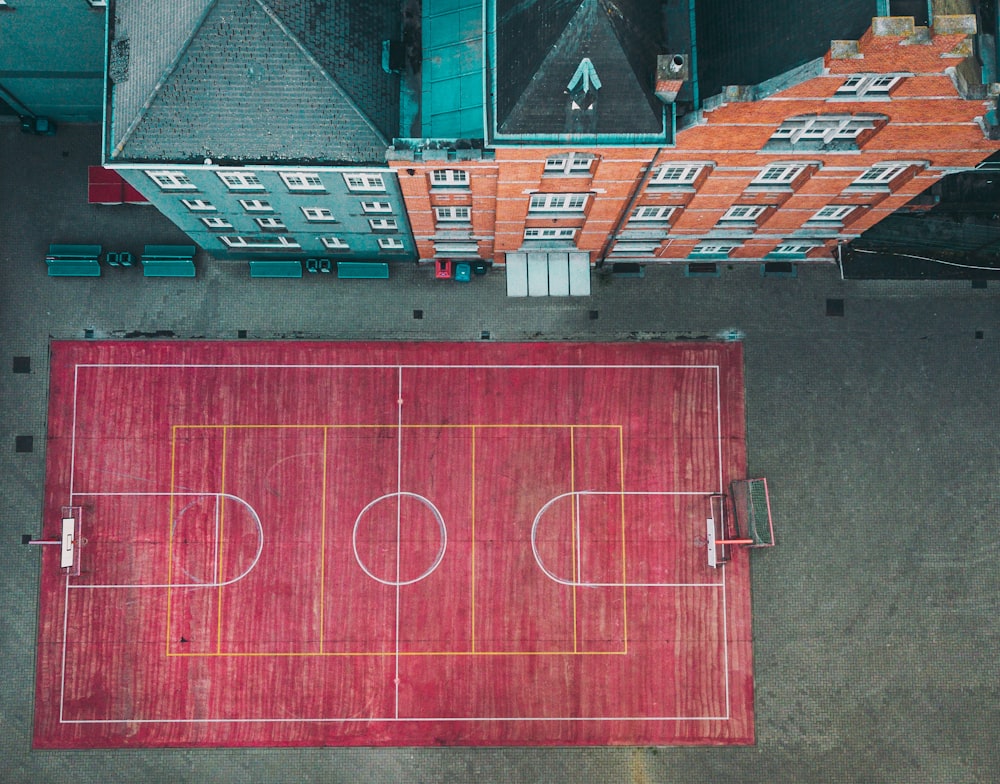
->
[252,0,389,146]
[112,0,221,159]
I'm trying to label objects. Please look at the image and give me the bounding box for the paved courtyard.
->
[1,122,997,783]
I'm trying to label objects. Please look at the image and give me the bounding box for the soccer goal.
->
[729,478,775,548]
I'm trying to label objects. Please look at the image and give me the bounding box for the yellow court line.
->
[618,425,628,654]
[172,423,620,430]
[165,425,178,658]
[216,426,227,655]
[319,427,328,654]
[470,426,476,654]
[570,426,578,654]
[165,649,629,658]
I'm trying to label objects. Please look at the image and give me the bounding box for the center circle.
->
[352,492,447,586]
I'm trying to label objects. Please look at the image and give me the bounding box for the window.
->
[200,216,232,229]
[810,205,856,222]
[430,169,469,186]
[851,163,909,187]
[752,164,808,186]
[361,201,393,213]
[146,170,195,190]
[835,74,902,98]
[630,206,674,222]
[217,171,263,191]
[528,193,588,212]
[768,114,882,147]
[344,173,385,192]
[280,172,325,191]
[219,236,300,249]
[255,217,286,231]
[434,206,471,222]
[86,0,107,7]
[181,199,215,212]
[544,153,594,174]
[690,242,738,258]
[770,243,817,257]
[239,199,272,212]
[720,205,766,222]
[321,236,350,250]
[524,228,577,239]
[301,207,336,222]
[651,164,705,186]
[369,218,398,231]
[378,237,405,250]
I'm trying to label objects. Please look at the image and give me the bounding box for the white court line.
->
[58,360,735,727]
[60,713,731,725]
[64,492,264,590]
[394,365,403,719]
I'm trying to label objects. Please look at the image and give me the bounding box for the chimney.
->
[655,54,688,104]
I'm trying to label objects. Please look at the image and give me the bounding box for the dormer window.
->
[834,74,902,99]
[751,163,809,187]
[629,206,675,222]
[147,170,196,191]
[544,153,595,175]
[810,205,856,223]
[528,193,588,213]
[720,205,767,222]
[218,171,264,191]
[766,114,885,150]
[650,163,707,186]
[850,162,912,188]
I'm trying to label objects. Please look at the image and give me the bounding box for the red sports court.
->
[33,340,756,747]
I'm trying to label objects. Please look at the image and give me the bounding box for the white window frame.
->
[430,169,469,187]
[851,163,909,187]
[255,217,286,230]
[835,74,902,98]
[238,199,272,212]
[200,216,232,229]
[369,218,398,231]
[524,228,577,239]
[146,170,196,190]
[752,164,807,186]
[543,153,595,174]
[321,236,350,250]
[691,242,739,258]
[810,205,856,222]
[434,206,471,222]
[280,171,325,192]
[217,171,264,191]
[361,201,393,213]
[651,164,705,186]
[528,193,588,212]
[770,115,879,145]
[378,237,405,250]
[721,205,766,222]
[629,205,675,222]
[344,173,386,192]
[181,199,216,212]
[219,236,300,249]
[301,207,336,222]
[770,243,817,257]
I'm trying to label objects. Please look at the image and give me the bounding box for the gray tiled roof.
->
[109,0,400,164]
[494,0,665,138]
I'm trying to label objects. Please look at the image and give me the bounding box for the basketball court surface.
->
[33,340,755,747]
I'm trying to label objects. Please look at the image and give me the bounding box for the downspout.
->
[689,0,700,110]
[596,145,665,268]
[101,2,110,163]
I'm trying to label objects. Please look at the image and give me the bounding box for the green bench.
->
[249,260,303,278]
[337,262,389,279]
[46,244,102,277]
[141,245,196,277]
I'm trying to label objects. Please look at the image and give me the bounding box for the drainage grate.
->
[972,279,987,289]
[480,330,491,340]
[589,310,599,320]
[13,356,30,373]
[15,435,33,453]
[84,329,94,339]
[238,330,247,339]
[413,310,423,320]
[976,330,984,339]
[826,298,844,317]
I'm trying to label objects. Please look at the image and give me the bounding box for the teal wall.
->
[115,165,417,263]
[0,0,105,121]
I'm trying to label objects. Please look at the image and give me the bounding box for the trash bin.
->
[454,263,471,282]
